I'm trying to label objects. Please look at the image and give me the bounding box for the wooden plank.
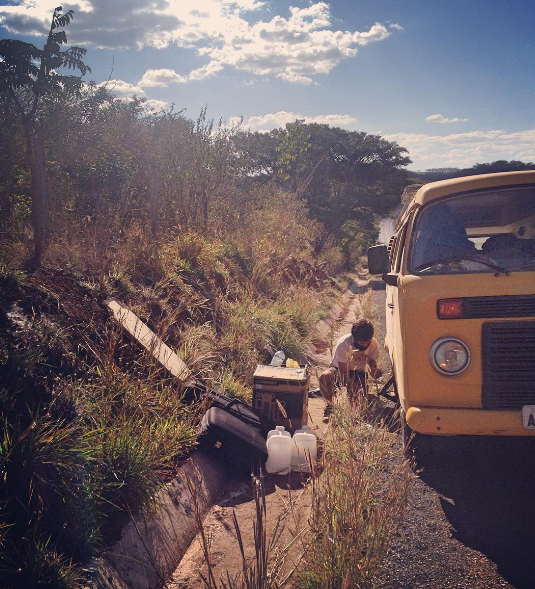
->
[104,298,191,383]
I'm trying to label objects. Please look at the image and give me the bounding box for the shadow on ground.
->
[418,436,535,589]
[349,281,369,295]
[369,278,386,291]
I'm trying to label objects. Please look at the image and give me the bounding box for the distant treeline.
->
[1,9,413,269]
[410,160,535,182]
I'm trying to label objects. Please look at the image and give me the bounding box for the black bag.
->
[183,380,272,435]
[198,406,268,475]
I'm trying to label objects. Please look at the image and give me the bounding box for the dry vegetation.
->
[1,23,411,584]
[300,397,412,588]
[0,189,340,586]
[194,396,412,589]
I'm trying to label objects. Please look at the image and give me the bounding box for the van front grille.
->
[482,321,535,409]
[464,295,535,319]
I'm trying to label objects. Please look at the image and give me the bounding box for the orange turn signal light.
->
[437,298,463,319]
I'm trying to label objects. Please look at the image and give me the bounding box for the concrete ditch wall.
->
[88,453,227,589]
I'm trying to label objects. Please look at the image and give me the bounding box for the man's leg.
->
[319,366,338,421]
[348,370,367,403]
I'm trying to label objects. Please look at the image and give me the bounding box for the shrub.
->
[0,412,98,581]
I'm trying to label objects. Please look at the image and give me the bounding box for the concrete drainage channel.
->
[87,453,227,589]
[87,279,365,589]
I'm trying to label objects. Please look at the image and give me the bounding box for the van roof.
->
[414,171,535,207]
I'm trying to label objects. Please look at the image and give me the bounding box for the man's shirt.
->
[331,334,379,371]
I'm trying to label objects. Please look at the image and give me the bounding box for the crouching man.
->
[319,319,382,422]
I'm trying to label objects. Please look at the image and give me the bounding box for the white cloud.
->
[187,61,225,81]
[139,69,187,87]
[242,111,358,131]
[99,79,145,98]
[144,98,169,111]
[96,79,169,110]
[426,113,469,124]
[0,1,398,83]
[384,128,535,169]
[194,4,396,82]
[352,22,390,45]
[277,72,315,85]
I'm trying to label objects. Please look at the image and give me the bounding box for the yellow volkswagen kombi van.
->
[368,171,535,456]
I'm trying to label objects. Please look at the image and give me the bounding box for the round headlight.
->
[430,337,470,375]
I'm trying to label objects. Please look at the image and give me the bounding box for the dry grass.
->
[190,475,300,589]
[193,395,412,589]
[298,395,413,589]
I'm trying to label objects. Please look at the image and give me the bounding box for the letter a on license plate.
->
[522,406,535,429]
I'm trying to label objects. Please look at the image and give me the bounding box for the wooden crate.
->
[252,365,309,432]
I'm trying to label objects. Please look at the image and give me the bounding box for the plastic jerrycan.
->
[291,425,317,473]
[265,427,292,475]
[267,425,291,440]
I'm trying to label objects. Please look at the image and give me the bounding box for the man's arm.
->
[367,358,383,379]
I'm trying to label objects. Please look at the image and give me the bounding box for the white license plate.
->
[522,405,535,429]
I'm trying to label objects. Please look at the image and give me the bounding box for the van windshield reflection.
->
[410,188,535,275]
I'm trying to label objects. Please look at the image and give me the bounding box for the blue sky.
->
[1,0,534,170]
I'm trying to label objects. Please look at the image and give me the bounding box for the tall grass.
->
[0,186,342,586]
[0,537,85,589]
[299,396,412,588]
[194,396,412,589]
[0,412,95,585]
[217,287,326,383]
[0,359,198,584]
[67,363,198,525]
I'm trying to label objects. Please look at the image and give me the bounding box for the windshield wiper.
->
[413,256,510,276]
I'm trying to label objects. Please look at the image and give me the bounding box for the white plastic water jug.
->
[291,425,317,473]
[270,349,285,367]
[267,425,291,440]
[265,430,292,475]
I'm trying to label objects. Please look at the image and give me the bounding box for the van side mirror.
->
[367,245,390,275]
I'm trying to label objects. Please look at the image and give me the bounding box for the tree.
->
[458,160,535,177]
[0,7,89,266]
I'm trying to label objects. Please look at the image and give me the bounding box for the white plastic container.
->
[270,349,285,367]
[291,425,317,473]
[265,430,292,475]
[267,425,291,440]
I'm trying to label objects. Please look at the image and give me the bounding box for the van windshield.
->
[410,186,535,275]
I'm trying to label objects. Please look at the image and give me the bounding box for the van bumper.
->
[406,406,535,436]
